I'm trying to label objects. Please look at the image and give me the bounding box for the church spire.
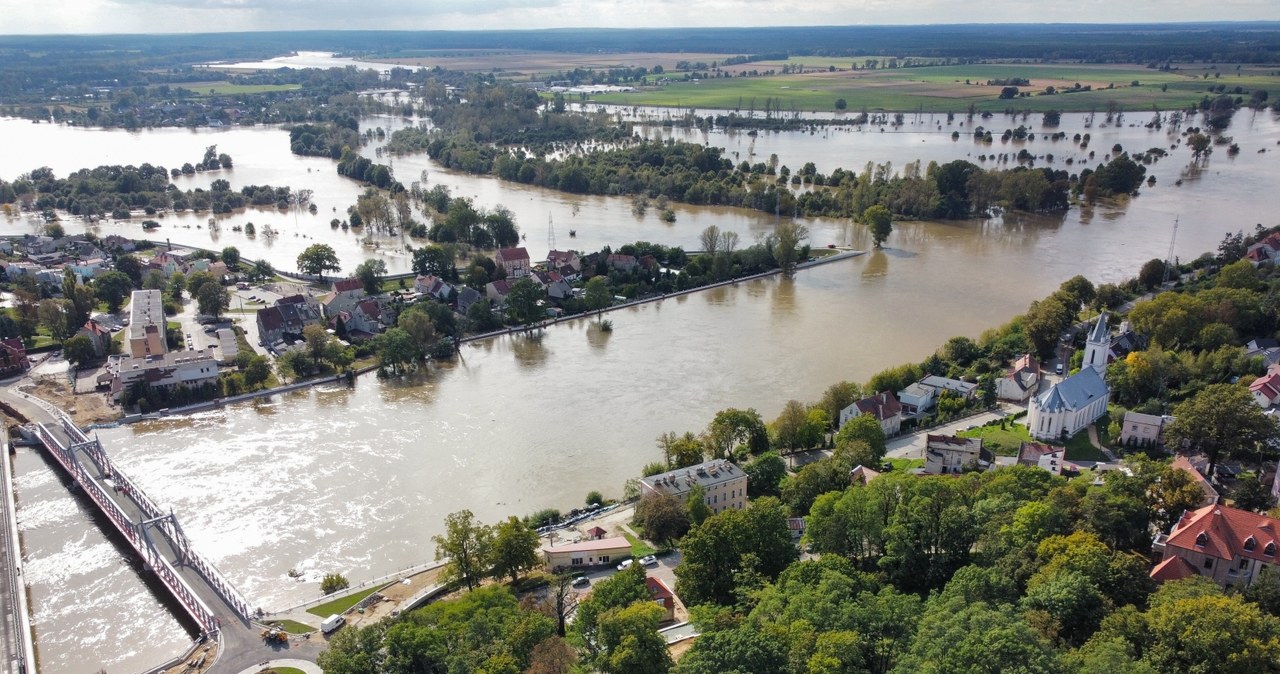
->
[1084,312,1110,375]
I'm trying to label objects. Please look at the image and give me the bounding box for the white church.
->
[1028,312,1112,440]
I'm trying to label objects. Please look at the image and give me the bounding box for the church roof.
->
[1088,311,1110,345]
[1035,367,1108,413]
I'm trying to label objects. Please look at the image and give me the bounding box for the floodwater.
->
[200,51,421,73]
[5,107,1280,672]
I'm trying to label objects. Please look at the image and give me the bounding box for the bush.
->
[321,573,349,595]
[585,490,604,507]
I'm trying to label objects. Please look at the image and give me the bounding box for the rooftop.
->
[541,536,630,554]
[1035,366,1108,413]
[640,459,745,498]
[127,289,166,342]
[1165,504,1280,563]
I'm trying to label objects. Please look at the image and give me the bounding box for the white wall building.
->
[1028,313,1111,440]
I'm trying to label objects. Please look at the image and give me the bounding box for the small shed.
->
[586,526,608,540]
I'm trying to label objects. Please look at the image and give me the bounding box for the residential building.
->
[923,435,985,474]
[1109,320,1146,361]
[1246,338,1280,370]
[76,319,113,358]
[1119,411,1175,448]
[1170,455,1220,508]
[1244,233,1280,266]
[607,253,639,273]
[496,247,531,278]
[127,289,168,358]
[101,235,136,252]
[1016,442,1070,476]
[547,249,581,274]
[645,577,676,622]
[897,382,937,418]
[1251,370,1280,409]
[1151,504,1279,587]
[542,537,631,571]
[256,296,323,346]
[456,287,482,313]
[997,354,1041,402]
[639,459,748,515]
[919,375,979,400]
[414,274,454,302]
[0,338,29,374]
[838,391,902,437]
[486,279,516,305]
[108,350,219,401]
[1028,314,1111,440]
[321,278,368,318]
[531,270,573,300]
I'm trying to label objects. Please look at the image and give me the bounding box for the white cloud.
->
[0,0,1276,33]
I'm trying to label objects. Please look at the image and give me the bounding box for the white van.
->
[320,614,345,634]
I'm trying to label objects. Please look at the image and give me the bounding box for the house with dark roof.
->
[530,270,573,300]
[639,459,747,515]
[997,354,1041,403]
[1246,338,1280,369]
[321,278,369,318]
[456,287,482,313]
[414,274,454,302]
[607,253,638,273]
[486,279,516,305]
[838,391,902,437]
[496,247,531,278]
[1151,504,1280,587]
[256,296,323,346]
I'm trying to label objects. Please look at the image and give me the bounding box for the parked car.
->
[617,559,634,571]
[639,555,658,567]
[1055,363,1064,375]
[572,575,590,588]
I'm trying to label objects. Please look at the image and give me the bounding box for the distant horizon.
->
[6,20,1280,39]
[1,0,1277,37]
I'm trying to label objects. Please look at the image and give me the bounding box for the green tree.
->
[195,282,228,318]
[354,258,387,295]
[891,595,1063,674]
[303,324,331,363]
[168,271,186,301]
[771,400,823,453]
[220,246,240,269]
[251,259,275,282]
[743,451,787,498]
[863,204,893,249]
[572,563,649,661]
[834,414,887,461]
[1137,258,1166,290]
[432,510,493,591]
[1165,383,1280,477]
[686,485,712,526]
[94,270,134,313]
[297,243,341,279]
[505,278,545,325]
[772,220,810,277]
[63,334,96,368]
[411,244,457,280]
[185,271,217,299]
[634,492,691,544]
[397,308,436,355]
[321,573,350,595]
[706,407,770,458]
[584,276,612,316]
[37,299,71,342]
[373,327,420,374]
[675,497,796,606]
[597,602,672,674]
[490,516,541,584]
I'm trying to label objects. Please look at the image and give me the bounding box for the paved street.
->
[885,407,1015,459]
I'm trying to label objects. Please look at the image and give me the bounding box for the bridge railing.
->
[31,423,220,635]
[52,414,253,622]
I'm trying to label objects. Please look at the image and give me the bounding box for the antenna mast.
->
[1163,216,1180,285]
[548,213,556,251]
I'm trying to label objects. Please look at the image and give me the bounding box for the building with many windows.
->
[639,459,747,515]
[1152,504,1279,588]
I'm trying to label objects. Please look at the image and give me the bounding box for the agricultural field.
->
[172,81,303,96]
[370,50,729,79]
[590,62,1280,113]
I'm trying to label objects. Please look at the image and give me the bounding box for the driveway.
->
[885,407,1016,460]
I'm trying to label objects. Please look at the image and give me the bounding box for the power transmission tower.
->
[1163,216,1180,285]
[547,214,556,251]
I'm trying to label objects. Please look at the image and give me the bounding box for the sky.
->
[1,0,1278,34]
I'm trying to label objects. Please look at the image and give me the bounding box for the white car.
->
[639,555,658,567]
[616,559,634,571]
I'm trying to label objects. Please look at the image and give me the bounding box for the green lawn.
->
[622,531,656,558]
[886,458,924,472]
[263,619,315,634]
[305,586,383,618]
[1064,431,1106,462]
[259,667,307,674]
[958,421,1033,457]
[593,62,1280,113]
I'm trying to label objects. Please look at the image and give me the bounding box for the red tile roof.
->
[81,319,110,337]
[1017,442,1062,466]
[497,247,530,263]
[853,391,902,422]
[332,278,364,293]
[1150,555,1199,582]
[1165,504,1280,562]
[1251,372,1280,401]
[645,576,673,602]
[1171,455,1219,505]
